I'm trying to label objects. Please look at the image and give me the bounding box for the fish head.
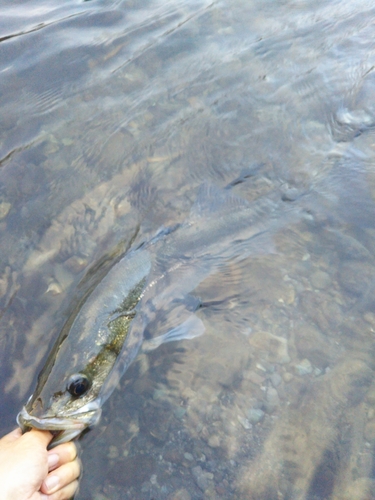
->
[17,311,136,447]
[16,346,111,447]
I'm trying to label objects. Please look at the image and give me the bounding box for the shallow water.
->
[1,0,375,498]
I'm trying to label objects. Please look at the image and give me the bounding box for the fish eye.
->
[66,374,91,398]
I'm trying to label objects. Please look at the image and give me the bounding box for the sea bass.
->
[17,184,300,446]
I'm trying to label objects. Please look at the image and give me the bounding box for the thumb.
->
[27,429,54,448]
[1,428,23,444]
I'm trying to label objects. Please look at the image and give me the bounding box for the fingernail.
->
[47,453,59,468]
[40,495,49,500]
[44,474,59,492]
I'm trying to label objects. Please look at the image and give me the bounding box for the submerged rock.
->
[311,270,331,290]
[295,358,313,376]
[338,261,375,296]
[191,466,214,492]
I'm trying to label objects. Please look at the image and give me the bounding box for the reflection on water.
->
[1,0,375,498]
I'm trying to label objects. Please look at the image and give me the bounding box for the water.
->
[1,0,375,498]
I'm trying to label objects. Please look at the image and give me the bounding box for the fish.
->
[17,183,301,447]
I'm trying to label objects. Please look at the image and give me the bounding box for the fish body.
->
[18,184,299,446]
[18,248,153,445]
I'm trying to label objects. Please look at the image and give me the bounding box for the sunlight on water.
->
[1,0,375,498]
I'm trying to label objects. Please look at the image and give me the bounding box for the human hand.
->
[0,428,80,500]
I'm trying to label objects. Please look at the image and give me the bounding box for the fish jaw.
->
[17,405,102,448]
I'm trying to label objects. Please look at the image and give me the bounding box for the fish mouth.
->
[17,406,102,448]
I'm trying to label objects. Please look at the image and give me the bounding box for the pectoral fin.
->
[142,314,205,352]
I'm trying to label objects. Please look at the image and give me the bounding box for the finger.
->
[41,459,81,495]
[27,429,54,448]
[47,442,77,471]
[40,479,79,500]
[0,428,22,444]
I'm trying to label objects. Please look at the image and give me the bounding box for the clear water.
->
[1,0,375,498]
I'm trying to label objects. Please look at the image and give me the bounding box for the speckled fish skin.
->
[18,247,153,447]
[17,184,301,446]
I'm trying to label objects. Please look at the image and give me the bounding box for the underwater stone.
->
[191,466,214,492]
[246,408,265,424]
[295,358,313,376]
[311,270,331,290]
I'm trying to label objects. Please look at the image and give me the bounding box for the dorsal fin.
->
[190,182,249,220]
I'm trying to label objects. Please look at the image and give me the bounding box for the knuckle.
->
[71,458,81,480]
[49,479,79,500]
[66,441,78,460]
